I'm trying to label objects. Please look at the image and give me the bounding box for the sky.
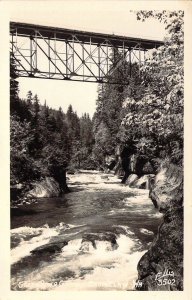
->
[8,1,166,117]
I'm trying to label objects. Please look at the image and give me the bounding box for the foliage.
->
[10,115,40,185]
[68,111,95,169]
[10,58,95,189]
[93,52,141,167]
[10,55,19,115]
[93,11,183,170]
[121,10,184,164]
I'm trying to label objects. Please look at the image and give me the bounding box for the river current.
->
[11,171,162,291]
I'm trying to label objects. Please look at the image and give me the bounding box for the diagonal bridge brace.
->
[35,30,72,75]
[10,22,164,83]
[71,35,107,79]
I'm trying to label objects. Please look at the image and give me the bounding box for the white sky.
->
[9,1,166,117]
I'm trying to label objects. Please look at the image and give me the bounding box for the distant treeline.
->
[10,60,95,189]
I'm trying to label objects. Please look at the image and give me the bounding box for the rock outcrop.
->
[125,174,139,187]
[125,174,155,189]
[27,177,60,198]
[105,155,117,171]
[118,146,156,184]
[11,166,69,206]
[31,240,68,254]
[80,232,119,251]
[134,175,155,189]
[136,161,183,290]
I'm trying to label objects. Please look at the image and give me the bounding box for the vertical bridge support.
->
[10,22,163,84]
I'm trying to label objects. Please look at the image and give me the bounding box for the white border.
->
[0,1,191,299]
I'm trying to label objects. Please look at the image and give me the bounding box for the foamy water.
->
[11,229,146,291]
[11,171,162,291]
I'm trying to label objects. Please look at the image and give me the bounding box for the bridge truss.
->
[10,22,163,84]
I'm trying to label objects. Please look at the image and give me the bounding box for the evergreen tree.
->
[32,94,40,126]
[28,94,43,158]
[10,55,19,116]
[26,90,33,107]
[93,53,139,168]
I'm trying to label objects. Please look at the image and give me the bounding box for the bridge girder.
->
[10,22,163,84]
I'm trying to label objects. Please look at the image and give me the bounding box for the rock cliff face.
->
[136,162,183,291]
[121,149,155,180]
[113,146,156,186]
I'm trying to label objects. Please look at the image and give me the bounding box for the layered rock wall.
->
[136,162,183,290]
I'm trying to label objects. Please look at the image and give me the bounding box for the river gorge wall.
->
[136,161,183,290]
[11,147,183,291]
[105,147,156,190]
[106,150,183,290]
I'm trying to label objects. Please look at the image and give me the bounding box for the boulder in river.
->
[27,177,60,198]
[31,240,68,254]
[125,174,155,189]
[81,232,118,251]
[125,174,138,187]
[139,228,154,236]
[79,241,96,252]
[134,174,155,189]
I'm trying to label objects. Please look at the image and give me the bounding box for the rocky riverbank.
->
[11,175,69,207]
[136,161,183,290]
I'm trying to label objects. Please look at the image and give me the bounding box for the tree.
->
[121,11,184,164]
[10,55,19,115]
[10,115,40,184]
[32,94,40,125]
[74,113,94,168]
[10,56,30,121]
[93,52,141,169]
[26,90,33,107]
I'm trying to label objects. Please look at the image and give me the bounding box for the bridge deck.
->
[10,22,163,50]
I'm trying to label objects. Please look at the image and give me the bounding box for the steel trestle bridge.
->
[10,22,163,84]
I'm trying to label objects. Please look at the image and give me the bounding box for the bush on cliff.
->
[121,11,183,165]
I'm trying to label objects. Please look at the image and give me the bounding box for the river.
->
[11,171,162,291]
